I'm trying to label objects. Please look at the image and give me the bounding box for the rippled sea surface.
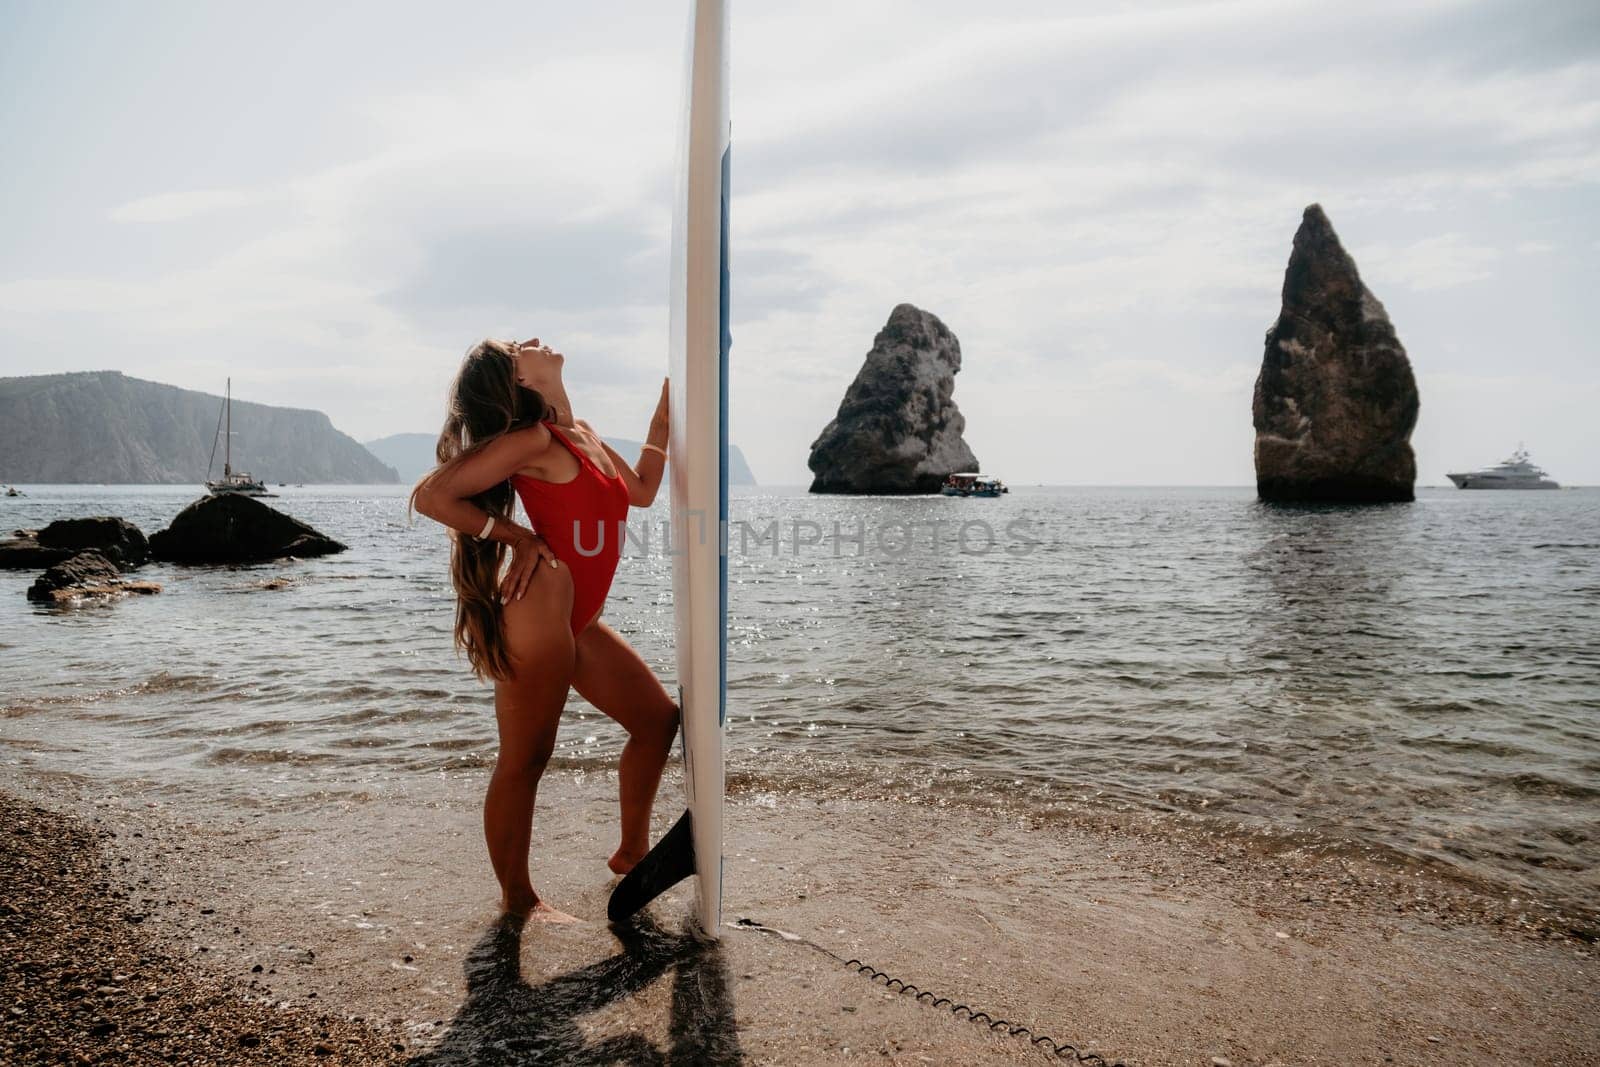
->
[2,484,1597,917]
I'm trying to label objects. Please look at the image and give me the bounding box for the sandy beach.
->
[3,762,1595,1066]
[0,792,399,1065]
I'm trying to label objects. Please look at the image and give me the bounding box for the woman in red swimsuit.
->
[411,336,678,921]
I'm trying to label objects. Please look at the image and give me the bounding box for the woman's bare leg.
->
[487,563,577,919]
[570,618,680,874]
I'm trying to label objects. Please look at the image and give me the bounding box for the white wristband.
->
[477,513,495,539]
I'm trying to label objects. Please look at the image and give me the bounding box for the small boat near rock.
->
[941,472,1008,497]
[206,378,272,497]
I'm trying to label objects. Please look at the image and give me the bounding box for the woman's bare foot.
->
[530,901,583,924]
[608,846,648,876]
[501,889,582,924]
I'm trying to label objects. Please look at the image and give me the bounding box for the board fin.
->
[607,809,695,924]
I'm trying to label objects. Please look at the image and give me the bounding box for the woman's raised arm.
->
[579,378,669,508]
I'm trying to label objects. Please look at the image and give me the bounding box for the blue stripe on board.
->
[718,143,730,731]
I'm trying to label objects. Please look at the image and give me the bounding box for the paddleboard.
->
[608,0,729,938]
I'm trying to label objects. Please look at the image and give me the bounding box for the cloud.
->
[2,0,1598,480]
[385,214,662,317]
[109,187,282,224]
[1081,358,1261,395]
[1359,233,1501,291]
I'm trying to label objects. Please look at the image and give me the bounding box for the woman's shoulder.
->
[568,419,616,457]
[560,419,608,457]
[505,422,557,480]
[568,419,622,478]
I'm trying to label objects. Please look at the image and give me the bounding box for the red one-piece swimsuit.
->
[510,422,631,635]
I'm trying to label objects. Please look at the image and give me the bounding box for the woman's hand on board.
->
[500,528,559,604]
[648,377,669,444]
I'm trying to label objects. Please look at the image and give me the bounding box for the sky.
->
[1,0,1596,486]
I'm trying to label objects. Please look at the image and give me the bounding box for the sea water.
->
[2,484,1596,919]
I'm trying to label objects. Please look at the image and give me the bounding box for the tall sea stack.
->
[808,304,978,494]
[1253,205,1419,503]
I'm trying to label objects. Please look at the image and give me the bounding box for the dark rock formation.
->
[26,550,161,603]
[1253,205,1419,503]
[27,549,117,599]
[37,517,149,568]
[0,371,399,484]
[150,494,346,564]
[3,517,150,569]
[0,530,74,570]
[808,304,978,494]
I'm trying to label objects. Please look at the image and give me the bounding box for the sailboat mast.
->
[224,377,232,478]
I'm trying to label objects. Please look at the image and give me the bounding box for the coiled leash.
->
[731,918,1127,1066]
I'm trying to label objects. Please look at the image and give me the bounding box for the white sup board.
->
[608,0,729,938]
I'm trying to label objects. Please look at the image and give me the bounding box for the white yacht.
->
[1447,446,1560,490]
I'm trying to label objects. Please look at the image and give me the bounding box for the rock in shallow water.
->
[149,494,345,564]
[26,550,161,603]
[37,516,150,568]
[1252,204,1419,503]
[2,517,151,570]
[808,304,979,494]
[0,531,72,570]
[27,550,120,601]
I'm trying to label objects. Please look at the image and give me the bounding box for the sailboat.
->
[206,378,271,496]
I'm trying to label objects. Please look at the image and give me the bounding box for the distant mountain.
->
[367,430,758,486]
[364,434,439,484]
[0,371,398,484]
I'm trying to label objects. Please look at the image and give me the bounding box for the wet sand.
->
[3,766,1596,1066]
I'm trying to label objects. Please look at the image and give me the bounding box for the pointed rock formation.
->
[1253,205,1419,503]
[808,304,979,494]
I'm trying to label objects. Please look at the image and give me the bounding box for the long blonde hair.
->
[409,339,548,681]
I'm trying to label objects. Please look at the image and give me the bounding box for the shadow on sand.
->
[410,911,742,1065]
